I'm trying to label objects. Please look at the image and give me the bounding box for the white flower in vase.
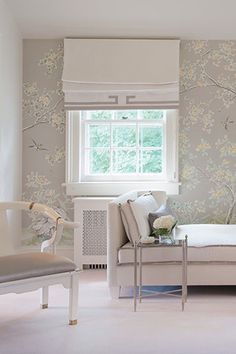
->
[152,215,177,242]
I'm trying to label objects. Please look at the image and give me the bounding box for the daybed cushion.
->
[119,193,159,244]
[118,224,236,264]
[176,224,236,247]
[148,204,173,231]
[119,202,140,244]
[129,193,158,238]
[0,253,76,283]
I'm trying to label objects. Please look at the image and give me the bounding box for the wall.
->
[175,41,236,224]
[22,40,236,246]
[22,40,73,246]
[0,0,22,254]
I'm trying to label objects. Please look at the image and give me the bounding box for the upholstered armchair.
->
[0,201,79,325]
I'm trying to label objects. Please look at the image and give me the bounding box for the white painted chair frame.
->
[0,201,80,325]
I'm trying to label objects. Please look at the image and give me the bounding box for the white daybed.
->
[107,190,236,298]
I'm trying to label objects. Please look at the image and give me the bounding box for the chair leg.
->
[69,272,79,325]
[41,286,49,309]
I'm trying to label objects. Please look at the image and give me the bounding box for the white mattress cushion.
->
[118,224,236,264]
[118,242,183,263]
[175,224,236,246]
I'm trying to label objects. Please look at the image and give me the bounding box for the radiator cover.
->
[73,197,113,269]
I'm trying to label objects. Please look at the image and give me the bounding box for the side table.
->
[134,236,188,311]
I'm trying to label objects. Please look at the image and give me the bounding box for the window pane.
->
[88,110,112,120]
[116,110,137,120]
[89,149,110,174]
[140,126,162,147]
[113,150,136,173]
[141,150,162,173]
[112,126,136,147]
[142,110,164,120]
[89,125,110,147]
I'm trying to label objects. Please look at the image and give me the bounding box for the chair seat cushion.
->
[0,252,76,283]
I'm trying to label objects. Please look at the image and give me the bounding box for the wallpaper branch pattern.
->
[170,40,236,225]
[22,40,72,245]
[22,40,236,246]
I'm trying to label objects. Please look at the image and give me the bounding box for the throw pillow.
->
[148,204,172,231]
[119,202,140,244]
[128,193,158,239]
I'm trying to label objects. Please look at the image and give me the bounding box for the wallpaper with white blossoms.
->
[171,40,236,225]
[22,40,72,246]
[22,40,236,246]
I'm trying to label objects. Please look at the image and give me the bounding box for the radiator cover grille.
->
[82,210,107,256]
[74,197,113,269]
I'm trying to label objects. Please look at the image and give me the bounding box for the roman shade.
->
[62,38,180,110]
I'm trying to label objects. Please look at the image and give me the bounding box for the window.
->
[82,109,165,180]
[66,109,179,196]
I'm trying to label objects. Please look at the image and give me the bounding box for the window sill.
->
[66,181,180,196]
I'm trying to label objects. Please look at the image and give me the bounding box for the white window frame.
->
[66,109,179,196]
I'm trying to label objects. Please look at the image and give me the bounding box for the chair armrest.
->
[0,201,79,252]
[61,220,80,229]
[31,203,79,252]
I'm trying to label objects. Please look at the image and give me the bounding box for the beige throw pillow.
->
[129,194,158,238]
[119,202,140,244]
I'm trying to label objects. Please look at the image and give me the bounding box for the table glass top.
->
[138,237,187,247]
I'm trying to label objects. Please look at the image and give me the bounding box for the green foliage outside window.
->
[86,110,164,175]
[90,149,110,174]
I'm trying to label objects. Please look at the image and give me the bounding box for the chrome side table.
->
[134,236,188,312]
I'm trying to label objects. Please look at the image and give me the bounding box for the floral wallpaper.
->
[22,40,72,246]
[22,40,236,246]
[170,40,236,224]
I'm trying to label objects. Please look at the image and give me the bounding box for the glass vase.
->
[159,233,174,244]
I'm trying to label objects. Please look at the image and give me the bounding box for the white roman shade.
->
[62,38,180,110]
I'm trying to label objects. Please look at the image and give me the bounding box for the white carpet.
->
[1,270,236,354]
